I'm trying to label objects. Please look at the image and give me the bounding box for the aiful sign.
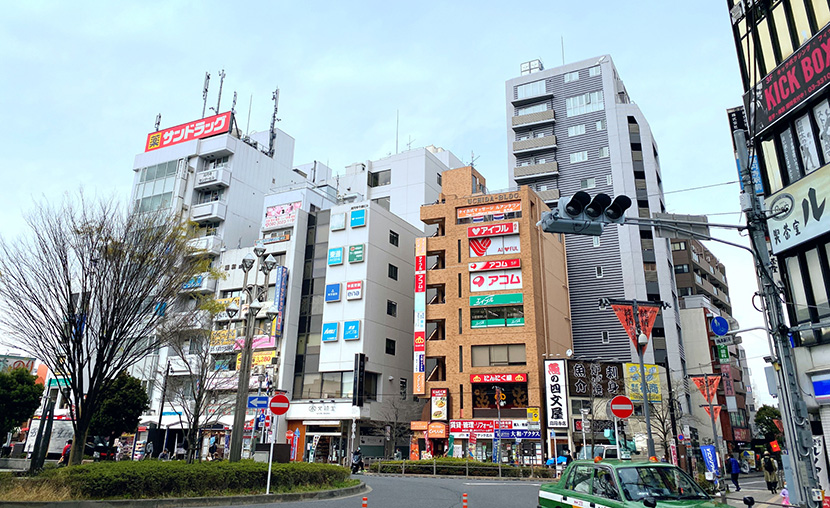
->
[468,222,519,238]
[745,22,830,135]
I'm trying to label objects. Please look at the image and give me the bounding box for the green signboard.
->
[348,244,365,263]
[717,345,729,363]
[469,293,523,307]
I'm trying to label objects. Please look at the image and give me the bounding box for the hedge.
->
[369,457,557,478]
[49,460,349,499]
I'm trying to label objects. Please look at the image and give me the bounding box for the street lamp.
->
[637,332,657,458]
[228,250,278,462]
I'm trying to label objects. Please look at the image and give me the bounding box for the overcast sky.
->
[1,2,777,405]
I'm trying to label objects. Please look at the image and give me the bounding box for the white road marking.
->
[463,482,541,486]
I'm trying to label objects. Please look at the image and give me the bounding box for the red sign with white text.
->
[467,222,519,238]
[450,420,495,433]
[145,111,232,152]
[415,255,426,272]
[469,373,527,383]
[468,259,521,272]
[415,273,426,293]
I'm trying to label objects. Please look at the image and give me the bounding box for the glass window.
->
[593,236,601,247]
[568,125,586,137]
[790,0,812,45]
[566,91,604,117]
[368,169,391,187]
[571,151,589,163]
[674,264,690,273]
[761,138,784,194]
[779,127,803,184]
[773,3,794,60]
[564,71,579,83]
[508,344,526,364]
[490,345,509,365]
[386,300,397,317]
[593,468,621,501]
[388,264,399,280]
[757,17,777,74]
[389,230,399,246]
[517,79,546,99]
[385,338,396,355]
[596,119,606,131]
[786,255,811,323]
[599,146,610,158]
[471,345,489,367]
[322,372,341,398]
[596,266,603,278]
[364,372,378,401]
[807,248,830,318]
[517,103,547,115]
[580,177,596,189]
[566,465,594,493]
[795,113,820,172]
[617,466,708,501]
[813,100,830,164]
[589,65,601,77]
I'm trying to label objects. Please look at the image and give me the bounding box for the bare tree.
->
[0,194,207,465]
[157,295,236,463]
[370,395,425,458]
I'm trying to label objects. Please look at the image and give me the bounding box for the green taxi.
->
[539,460,716,508]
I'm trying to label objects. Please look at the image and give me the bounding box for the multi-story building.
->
[726,0,830,471]
[671,239,732,317]
[415,166,571,461]
[504,57,689,412]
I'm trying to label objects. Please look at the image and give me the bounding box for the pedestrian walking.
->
[726,454,741,491]
[781,485,790,506]
[762,451,779,493]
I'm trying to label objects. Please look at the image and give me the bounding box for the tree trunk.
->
[69,424,91,466]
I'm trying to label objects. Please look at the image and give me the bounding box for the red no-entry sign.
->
[269,394,290,415]
[610,395,634,419]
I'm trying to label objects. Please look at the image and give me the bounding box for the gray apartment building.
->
[505,56,689,406]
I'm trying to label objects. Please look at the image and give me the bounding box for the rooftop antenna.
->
[469,150,480,168]
[215,69,225,114]
[231,91,237,115]
[267,87,281,157]
[406,135,416,150]
[561,36,565,65]
[230,91,240,134]
[245,94,253,137]
[201,72,211,118]
[395,109,399,154]
[154,113,161,132]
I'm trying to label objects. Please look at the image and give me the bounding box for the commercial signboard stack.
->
[413,237,427,395]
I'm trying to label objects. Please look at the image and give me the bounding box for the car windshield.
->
[617,466,709,501]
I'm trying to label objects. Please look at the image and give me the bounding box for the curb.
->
[1,482,369,508]
[364,472,553,482]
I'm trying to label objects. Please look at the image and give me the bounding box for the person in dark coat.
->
[726,454,741,491]
[763,451,779,493]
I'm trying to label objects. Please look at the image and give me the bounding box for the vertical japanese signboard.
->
[544,360,569,428]
[272,267,289,339]
[413,237,427,395]
[624,363,662,402]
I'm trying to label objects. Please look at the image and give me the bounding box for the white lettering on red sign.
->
[468,259,521,272]
[470,269,523,292]
[145,111,232,152]
[467,222,520,238]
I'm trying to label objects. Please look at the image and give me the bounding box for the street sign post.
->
[247,395,269,409]
[710,316,729,336]
[608,396,634,459]
[713,335,734,346]
[266,394,290,494]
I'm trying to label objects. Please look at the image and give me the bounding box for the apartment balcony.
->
[513,162,559,182]
[187,235,223,257]
[194,167,231,191]
[536,189,561,205]
[511,90,555,108]
[512,109,556,130]
[191,200,227,223]
[513,136,557,155]
[181,272,217,294]
[198,134,235,158]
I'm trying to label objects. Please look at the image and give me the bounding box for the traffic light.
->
[537,192,632,236]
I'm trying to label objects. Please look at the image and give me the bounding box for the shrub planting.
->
[370,457,556,478]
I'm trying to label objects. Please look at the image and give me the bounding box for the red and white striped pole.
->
[463,493,468,508]
[361,496,368,508]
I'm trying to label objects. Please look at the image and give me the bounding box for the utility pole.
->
[155,360,171,458]
[735,130,820,507]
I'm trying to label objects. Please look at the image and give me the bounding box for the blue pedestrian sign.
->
[710,316,729,337]
[247,395,269,409]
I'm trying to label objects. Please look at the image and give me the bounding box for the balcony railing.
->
[536,189,561,204]
[191,200,227,223]
[512,109,556,129]
[513,162,559,181]
[512,136,557,154]
[194,167,231,190]
[187,235,223,256]
[181,272,217,294]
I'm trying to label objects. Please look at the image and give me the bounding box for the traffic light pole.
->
[734,130,820,508]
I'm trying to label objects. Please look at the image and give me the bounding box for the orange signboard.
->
[427,422,447,438]
[411,421,429,431]
[457,201,521,219]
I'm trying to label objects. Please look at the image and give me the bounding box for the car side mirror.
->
[643,497,657,508]
[743,496,755,507]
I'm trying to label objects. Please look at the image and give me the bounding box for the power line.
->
[651,180,739,199]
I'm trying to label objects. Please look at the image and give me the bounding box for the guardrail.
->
[368,458,558,479]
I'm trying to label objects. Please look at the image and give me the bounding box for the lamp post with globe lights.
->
[226,247,279,462]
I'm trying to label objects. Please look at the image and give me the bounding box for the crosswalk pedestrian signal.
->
[537,192,632,236]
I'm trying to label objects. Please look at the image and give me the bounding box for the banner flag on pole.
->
[703,405,722,421]
[690,375,721,403]
[611,303,660,353]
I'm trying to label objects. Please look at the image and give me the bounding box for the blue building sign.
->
[327,247,343,266]
[325,283,341,302]
[350,209,366,228]
[322,322,339,342]
[343,320,361,340]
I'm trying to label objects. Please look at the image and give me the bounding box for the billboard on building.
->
[0,355,37,375]
[145,111,232,152]
[431,388,448,421]
[470,269,522,292]
[767,163,830,254]
[272,266,289,339]
[567,361,624,399]
[413,237,427,395]
[624,363,662,402]
[457,201,521,219]
[264,201,302,231]
[467,222,520,238]
[544,360,569,428]
[469,235,520,257]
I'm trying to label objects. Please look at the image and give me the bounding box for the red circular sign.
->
[610,395,634,419]
[269,394,290,415]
